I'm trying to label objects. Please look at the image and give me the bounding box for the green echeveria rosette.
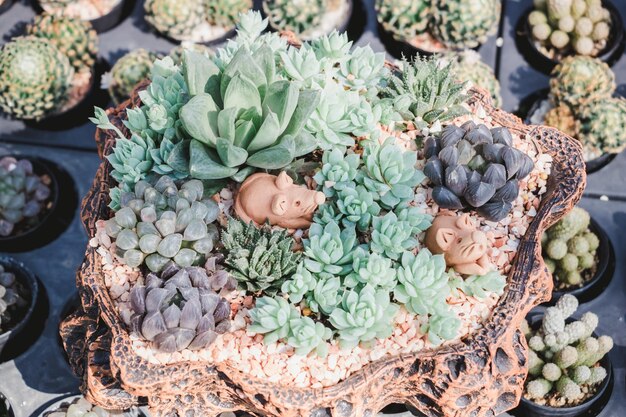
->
[370,212,419,260]
[206,0,252,28]
[431,0,501,50]
[0,37,73,121]
[576,97,626,155]
[109,49,160,106]
[550,56,615,108]
[375,0,432,42]
[144,0,207,41]
[27,13,99,74]
[313,149,360,197]
[263,0,327,38]
[249,296,301,344]
[345,250,397,290]
[303,221,360,276]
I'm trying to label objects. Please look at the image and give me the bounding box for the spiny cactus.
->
[27,13,98,73]
[108,49,160,105]
[375,0,432,41]
[423,123,533,221]
[544,104,577,137]
[0,36,73,120]
[550,56,615,108]
[263,0,327,37]
[103,177,220,272]
[0,157,52,238]
[207,0,251,28]
[431,0,501,49]
[524,294,612,404]
[144,0,207,40]
[129,258,236,353]
[0,264,27,334]
[576,97,626,155]
[221,218,301,295]
[444,50,502,108]
[529,0,612,57]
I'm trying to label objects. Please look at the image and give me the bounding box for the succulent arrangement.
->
[43,396,128,417]
[528,0,612,58]
[375,0,501,51]
[0,264,27,334]
[144,0,250,41]
[423,123,533,221]
[92,11,519,361]
[106,49,160,105]
[27,13,98,74]
[539,56,626,158]
[443,50,502,108]
[0,156,53,238]
[543,206,599,289]
[524,295,612,406]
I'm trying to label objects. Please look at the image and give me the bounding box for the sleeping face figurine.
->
[424,212,493,276]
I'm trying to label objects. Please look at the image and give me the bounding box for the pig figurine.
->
[424,212,493,276]
[234,171,326,230]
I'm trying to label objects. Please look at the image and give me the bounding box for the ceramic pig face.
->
[234,171,326,230]
[424,213,493,276]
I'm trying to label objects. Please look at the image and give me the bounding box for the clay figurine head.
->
[234,171,326,230]
[424,212,493,276]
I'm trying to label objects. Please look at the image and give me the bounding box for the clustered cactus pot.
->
[34,0,130,33]
[59,79,587,416]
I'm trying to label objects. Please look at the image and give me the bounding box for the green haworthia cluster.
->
[525,295,613,403]
[529,0,611,57]
[221,218,301,295]
[263,0,326,37]
[27,13,98,74]
[0,157,52,238]
[543,206,599,287]
[0,265,27,333]
[104,177,220,272]
[0,36,73,120]
[381,56,469,130]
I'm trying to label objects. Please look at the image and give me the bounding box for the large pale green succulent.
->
[370,212,419,260]
[329,285,399,348]
[303,220,359,276]
[358,138,423,209]
[249,296,300,344]
[382,57,469,130]
[337,46,387,98]
[221,218,301,295]
[0,37,73,120]
[179,48,321,181]
[394,249,450,315]
[345,251,397,290]
[306,274,342,315]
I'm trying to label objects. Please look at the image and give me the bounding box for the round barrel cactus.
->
[375,0,432,41]
[108,49,160,105]
[144,0,207,40]
[576,97,626,154]
[444,50,502,108]
[207,0,251,28]
[263,0,327,37]
[549,56,615,108]
[431,0,501,49]
[0,36,73,120]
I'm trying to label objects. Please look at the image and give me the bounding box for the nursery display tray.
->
[0,0,624,416]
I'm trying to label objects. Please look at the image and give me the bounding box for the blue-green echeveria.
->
[370,212,419,260]
[395,206,433,235]
[359,138,424,209]
[303,220,359,275]
[281,263,317,304]
[313,148,360,197]
[423,311,461,346]
[338,46,386,97]
[394,249,450,315]
[336,184,381,232]
[310,31,352,62]
[313,203,343,226]
[329,285,399,348]
[106,134,155,191]
[306,274,342,315]
[345,251,397,290]
[288,316,333,357]
[248,296,300,344]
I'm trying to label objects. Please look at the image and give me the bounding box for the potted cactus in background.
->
[542,206,613,303]
[0,257,38,359]
[527,56,626,173]
[522,0,624,72]
[375,0,501,57]
[35,0,129,33]
[144,0,252,44]
[262,0,353,40]
[442,50,502,108]
[39,395,145,417]
[103,49,161,106]
[519,295,613,417]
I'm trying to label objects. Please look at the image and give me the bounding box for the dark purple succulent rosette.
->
[423,121,534,222]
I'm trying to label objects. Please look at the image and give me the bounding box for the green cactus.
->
[207,0,251,28]
[576,97,626,155]
[144,0,207,40]
[27,13,98,74]
[444,50,502,107]
[544,104,577,137]
[108,49,160,105]
[263,0,327,38]
[375,0,432,41]
[0,37,73,120]
[550,56,615,108]
[431,0,501,49]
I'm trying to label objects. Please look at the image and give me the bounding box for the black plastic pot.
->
[0,0,14,15]
[32,0,133,33]
[549,217,615,305]
[0,156,77,253]
[0,257,39,359]
[26,58,111,131]
[521,88,623,174]
[516,1,625,74]
[0,393,14,417]
[513,314,614,417]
